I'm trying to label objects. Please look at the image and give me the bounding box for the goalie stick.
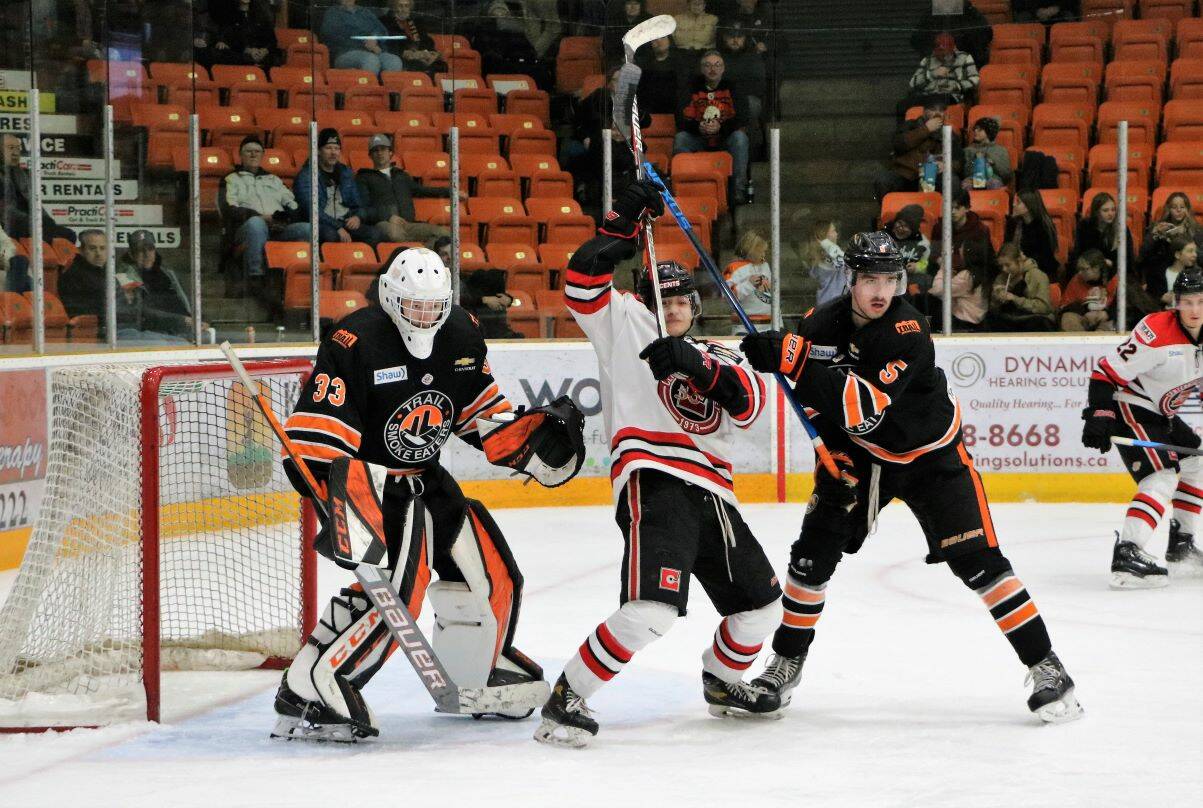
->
[612,14,677,336]
[219,343,527,717]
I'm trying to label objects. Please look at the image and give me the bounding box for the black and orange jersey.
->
[791,295,960,465]
[282,304,512,488]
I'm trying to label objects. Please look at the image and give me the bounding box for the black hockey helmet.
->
[638,260,701,317]
[1174,266,1203,299]
[843,231,907,296]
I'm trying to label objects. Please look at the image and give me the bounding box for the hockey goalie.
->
[273,247,585,742]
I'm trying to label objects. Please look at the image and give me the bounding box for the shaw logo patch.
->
[808,344,837,360]
[658,377,721,435]
[383,390,455,463]
[331,329,357,348]
[895,319,921,335]
[660,567,681,592]
[373,366,408,385]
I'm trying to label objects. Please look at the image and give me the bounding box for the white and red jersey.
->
[565,235,766,506]
[1091,310,1203,418]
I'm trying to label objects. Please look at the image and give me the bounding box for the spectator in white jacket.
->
[724,228,772,333]
[218,135,300,296]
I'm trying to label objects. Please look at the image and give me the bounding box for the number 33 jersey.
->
[283,305,512,483]
[1090,310,1203,418]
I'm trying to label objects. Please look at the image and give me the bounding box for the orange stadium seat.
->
[456,242,489,272]
[458,153,510,188]
[198,105,259,151]
[211,65,275,108]
[969,189,1010,250]
[322,243,379,294]
[259,148,294,176]
[1112,19,1172,63]
[393,126,443,155]
[275,28,314,49]
[319,290,368,324]
[1164,100,1203,142]
[507,128,557,157]
[328,69,389,111]
[1040,61,1102,105]
[1096,100,1161,145]
[1105,60,1167,103]
[453,87,498,117]
[0,292,34,344]
[1032,102,1095,151]
[504,89,552,127]
[537,242,578,274]
[1176,18,1203,59]
[1049,19,1111,46]
[1142,0,1194,22]
[477,169,522,198]
[1027,144,1085,192]
[527,170,574,200]
[1050,33,1104,64]
[1156,141,1203,186]
[1087,143,1153,188]
[974,0,1012,24]
[556,36,602,94]
[978,63,1037,106]
[544,214,595,246]
[1170,59,1203,100]
[270,66,331,109]
[405,152,452,185]
[257,108,313,151]
[134,103,190,170]
[316,110,374,151]
[376,110,431,132]
[150,62,218,106]
[285,42,330,72]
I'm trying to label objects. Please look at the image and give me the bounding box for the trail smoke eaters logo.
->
[657,378,720,435]
[384,390,454,463]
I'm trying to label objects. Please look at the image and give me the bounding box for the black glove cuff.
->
[599,210,640,240]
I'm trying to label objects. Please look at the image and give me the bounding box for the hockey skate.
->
[270,679,379,743]
[1166,520,1203,576]
[1111,535,1169,589]
[702,671,782,719]
[533,674,598,748]
[749,651,806,710]
[1025,651,1083,724]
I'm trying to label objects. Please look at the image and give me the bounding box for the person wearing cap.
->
[116,229,197,340]
[897,31,979,119]
[354,133,454,246]
[286,128,381,247]
[219,135,300,297]
[887,203,932,281]
[716,19,765,153]
[962,116,1013,191]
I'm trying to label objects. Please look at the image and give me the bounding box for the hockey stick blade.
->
[611,62,641,143]
[622,14,677,62]
[1112,436,1203,457]
[452,680,551,716]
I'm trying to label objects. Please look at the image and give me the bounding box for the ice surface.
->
[1,503,1200,807]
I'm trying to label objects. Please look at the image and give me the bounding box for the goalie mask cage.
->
[0,360,318,731]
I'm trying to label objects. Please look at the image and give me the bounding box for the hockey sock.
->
[563,600,676,699]
[770,574,827,658]
[976,572,1051,668]
[702,601,781,683]
[1123,470,1176,548]
[1171,460,1203,535]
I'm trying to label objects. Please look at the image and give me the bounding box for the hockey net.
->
[0,360,316,730]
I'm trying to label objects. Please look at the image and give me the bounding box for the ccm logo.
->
[660,567,681,592]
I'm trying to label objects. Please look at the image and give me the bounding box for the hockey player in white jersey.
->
[1083,266,1203,587]
[533,181,783,748]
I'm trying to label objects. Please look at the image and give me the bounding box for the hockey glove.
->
[813,450,859,513]
[477,396,586,487]
[1081,405,1118,453]
[739,330,810,382]
[638,337,719,387]
[600,179,665,240]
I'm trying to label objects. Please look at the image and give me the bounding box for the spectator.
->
[0,222,31,294]
[887,204,932,290]
[434,237,521,339]
[987,242,1054,332]
[1059,249,1116,332]
[899,32,979,118]
[320,0,404,76]
[797,219,846,307]
[565,66,645,209]
[716,20,766,136]
[1149,234,1200,307]
[58,230,193,344]
[1123,265,1165,325]
[219,135,300,298]
[929,241,990,331]
[962,117,1013,190]
[115,229,196,341]
[674,50,751,203]
[356,133,454,245]
[1013,1,1080,25]
[0,133,75,244]
[203,0,280,69]
[288,128,382,247]
[380,0,447,76]
[873,99,963,202]
[520,0,563,61]
[1139,192,1203,294]
[909,1,993,68]
[469,0,551,91]
[674,0,718,57]
[1069,191,1134,277]
[932,188,993,270]
[718,0,772,54]
[636,36,686,116]
[603,0,650,60]
[1004,189,1059,279]
[724,228,772,332]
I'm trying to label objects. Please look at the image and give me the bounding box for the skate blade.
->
[707,703,784,720]
[1110,571,1169,589]
[532,718,594,748]
[1034,689,1084,725]
[270,715,362,743]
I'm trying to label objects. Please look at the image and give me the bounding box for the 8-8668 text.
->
[962,424,1061,448]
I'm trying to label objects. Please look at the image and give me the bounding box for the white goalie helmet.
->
[378,247,453,359]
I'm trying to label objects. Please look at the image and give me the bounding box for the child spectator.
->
[887,204,932,292]
[929,242,990,331]
[797,219,845,307]
[962,117,1013,190]
[1005,189,1060,279]
[1139,192,1203,293]
[674,0,718,58]
[987,242,1054,331]
[1058,249,1116,332]
[873,99,963,202]
[1069,191,1134,276]
[933,188,994,270]
[1149,234,1200,307]
[724,228,772,333]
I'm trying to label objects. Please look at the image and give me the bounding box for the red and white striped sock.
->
[1123,491,1166,548]
[702,601,781,684]
[1171,481,1203,535]
[563,600,676,699]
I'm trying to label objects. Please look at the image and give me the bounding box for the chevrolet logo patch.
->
[454,357,474,366]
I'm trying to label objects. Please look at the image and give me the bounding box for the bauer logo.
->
[374,366,408,385]
[660,567,681,592]
[949,352,987,388]
[383,390,454,464]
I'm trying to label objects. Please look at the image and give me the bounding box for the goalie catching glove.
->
[477,395,586,487]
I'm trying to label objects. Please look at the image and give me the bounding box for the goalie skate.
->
[703,672,782,719]
[533,674,597,748]
[270,682,379,743]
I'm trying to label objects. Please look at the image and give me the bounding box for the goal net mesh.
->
[0,362,310,725]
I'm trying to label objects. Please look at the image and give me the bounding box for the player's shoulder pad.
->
[325,305,389,350]
[1133,310,1185,347]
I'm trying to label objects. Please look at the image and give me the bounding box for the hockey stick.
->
[613,15,676,336]
[1113,436,1203,457]
[219,342,460,713]
[637,164,840,479]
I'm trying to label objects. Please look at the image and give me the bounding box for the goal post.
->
[0,359,317,731]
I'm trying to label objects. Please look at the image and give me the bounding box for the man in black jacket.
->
[0,133,76,243]
[355,133,453,246]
